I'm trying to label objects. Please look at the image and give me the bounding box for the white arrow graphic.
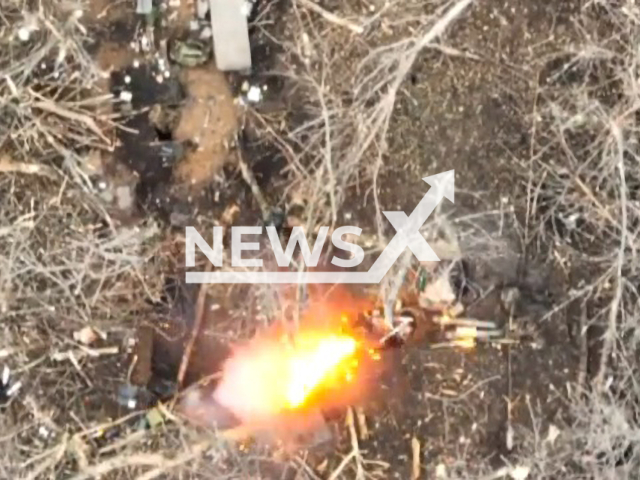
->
[186,170,455,284]
[362,169,455,283]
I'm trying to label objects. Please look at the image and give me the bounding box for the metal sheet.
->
[209,0,252,71]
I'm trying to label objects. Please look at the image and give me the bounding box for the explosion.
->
[283,333,358,408]
[209,324,375,431]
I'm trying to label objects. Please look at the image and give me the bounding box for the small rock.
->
[73,326,98,345]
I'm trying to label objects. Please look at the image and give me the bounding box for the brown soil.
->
[172,66,239,187]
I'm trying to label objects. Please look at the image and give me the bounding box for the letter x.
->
[383,211,439,262]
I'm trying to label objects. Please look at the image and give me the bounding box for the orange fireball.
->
[284,333,358,408]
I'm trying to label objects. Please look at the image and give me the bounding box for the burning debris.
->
[179,323,381,447]
[176,284,506,449]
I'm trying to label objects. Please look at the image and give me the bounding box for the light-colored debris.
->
[115,185,135,211]
[0,154,55,178]
[17,27,31,41]
[136,0,153,15]
[73,327,99,345]
[221,203,240,226]
[4,75,18,95]
[1,365,21,397]
[435,463,447,478]
[544,424,560,445]
[197,0,210,18]
[0,349,15,359]
[297,0,364,34]
[246,85,262,102]
[119,90,133,102]
[51,346,119,362]
[240,0,254,17]
[146,407,165,427]
[355,407,368,440]
[411,436,421,480]
[422,273,456,306]
[509,466,531,480]
[506,422,514,451]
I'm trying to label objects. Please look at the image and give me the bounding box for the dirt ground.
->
[1,0,639,479]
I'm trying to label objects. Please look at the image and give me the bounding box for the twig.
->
[51,346,119,362]
[411,436,421,480]
[595,122,627,388]
[236,149,271,221]
[426,43,481,60]
[134,441,211,480]
[31,97,111,146]
[0,154,56,178]
[296,0,364,34]
[175,268,211,390]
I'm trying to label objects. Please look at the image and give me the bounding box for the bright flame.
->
[285,334,358,408]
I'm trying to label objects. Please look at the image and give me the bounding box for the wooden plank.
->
[209,0,252,71]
